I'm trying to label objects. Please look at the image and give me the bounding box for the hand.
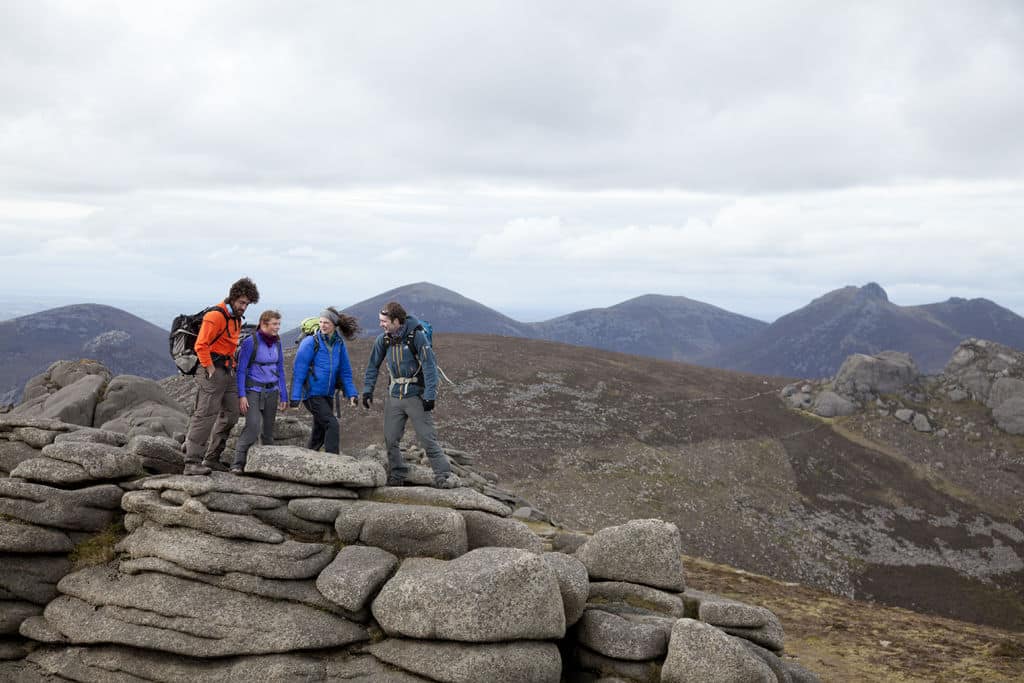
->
[361,394,373,409]
[239,396,249,415]
[289,400,300,409]
[422,398,435,412]
[205,366,215,378]
[278,401,288,410]
[348,396,358,407]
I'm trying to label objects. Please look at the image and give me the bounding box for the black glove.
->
[422,398,435,412]
[361,393,373,409]
[289,400,300,409]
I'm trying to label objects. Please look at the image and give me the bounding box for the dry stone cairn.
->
[0,426,816,681]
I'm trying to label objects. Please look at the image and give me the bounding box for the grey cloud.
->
[2,2,1024,194]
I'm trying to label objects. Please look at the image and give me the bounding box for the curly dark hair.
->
[325,306,361,340]
[380,301,407,324]
[226,277,260,304]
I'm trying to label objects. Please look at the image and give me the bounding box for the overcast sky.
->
[2,1,1022,323]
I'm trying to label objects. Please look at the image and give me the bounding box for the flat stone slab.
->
[246,445,386,487]
[253,506,333,536]
[317,545,398,613]
[54,428,128,447]
[194,491,282,515]
[41,566,368,657]
[335,501,468,559]
[588,581,685,618]
[0,440,41,474]
[0,600,42,635]
[126,435,184,474]
[0,417,77,432]
[141,471,359,500]
[720,619,785,652]
[20,615,68,643]
[574,646,664,682]
[122,490,285,543]
[0,480,123,532]
[11,442,142,485]
[697,593,775,628]
[461,510,544,552]
[288,497,352,522]
[368,638,562,683]
[661,618,775,683]
[576,519,685,591]
[115,522,334,579]
[361,486,512,517]
[11,428,61,449]
[0,519,74,554]
[119,557,359,619]
[577,608,670,661]
[372,547,565,642]
[25,646,430,683]
[0,554,71,605]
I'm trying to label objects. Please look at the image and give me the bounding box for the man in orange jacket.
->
[183,277,260,475]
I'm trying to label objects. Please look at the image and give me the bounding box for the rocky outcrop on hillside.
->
[12,361,188,440]
[781,340,1024,438]
[0,416,817,681]
[942,338,1024,435]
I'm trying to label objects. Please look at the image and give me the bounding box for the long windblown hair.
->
[325,306,361,340]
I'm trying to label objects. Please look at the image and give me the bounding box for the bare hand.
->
[239,396,249,415]
[206,366,215,378]
[278,401,288,411]
[348,396,358,407]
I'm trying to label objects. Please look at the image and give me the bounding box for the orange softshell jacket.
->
[194,302,241,368]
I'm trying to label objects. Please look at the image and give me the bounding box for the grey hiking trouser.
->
[184,366,239,464]
[232,389,279,468]
[384,396,451,480]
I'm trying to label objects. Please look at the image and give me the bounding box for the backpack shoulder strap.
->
[247,333,259,370]
[405,324,424,359]
[203,305,232,346]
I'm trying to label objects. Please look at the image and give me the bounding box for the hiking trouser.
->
[383,396,451,480]
[184,366,240,464]
[304,395,339,454]
[232,389,279,468]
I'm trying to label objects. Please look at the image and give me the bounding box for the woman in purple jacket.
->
[231,310,288,474]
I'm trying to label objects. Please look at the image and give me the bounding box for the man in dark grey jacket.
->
[362,301,457,489]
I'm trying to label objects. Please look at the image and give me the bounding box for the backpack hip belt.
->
[246,379,278,390]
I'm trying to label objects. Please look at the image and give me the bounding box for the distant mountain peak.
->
[856,282,889,303]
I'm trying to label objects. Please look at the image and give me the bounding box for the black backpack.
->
[169,306,229,375]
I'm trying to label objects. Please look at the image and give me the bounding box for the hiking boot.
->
[203,458,229,473]
[183,463,211,476]
[433,475,458,490]
[385,475,406,487]
[230,465,244,475]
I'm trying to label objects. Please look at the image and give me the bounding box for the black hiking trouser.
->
[304,395,339,454]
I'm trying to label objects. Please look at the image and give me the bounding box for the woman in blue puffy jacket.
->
[289,307,360,454]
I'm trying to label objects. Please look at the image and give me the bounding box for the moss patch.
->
[69,521,127,569]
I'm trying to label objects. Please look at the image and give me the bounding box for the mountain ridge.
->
[0,303,175,404]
